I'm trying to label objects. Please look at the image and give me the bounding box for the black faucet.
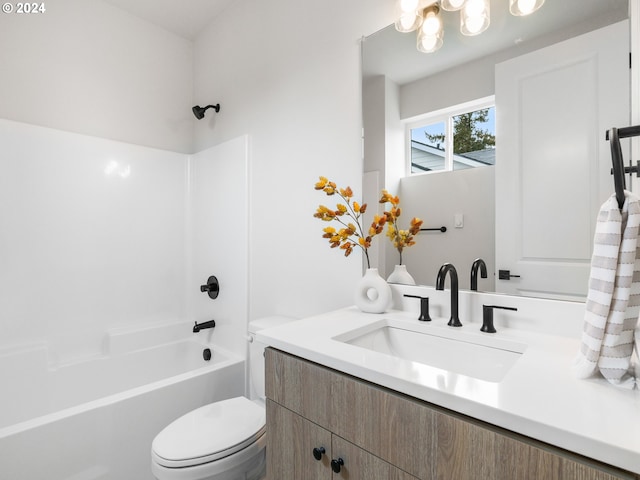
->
[193,319,216,333]
[436,263,462,327]
[404,294,432,321]
[481,305,517,333]
[470,258,488,291]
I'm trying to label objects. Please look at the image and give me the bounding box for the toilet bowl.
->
[151,316,294,480]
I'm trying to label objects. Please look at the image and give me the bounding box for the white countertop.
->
[257,301,640,474]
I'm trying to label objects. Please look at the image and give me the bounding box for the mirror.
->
[362,0,630,300]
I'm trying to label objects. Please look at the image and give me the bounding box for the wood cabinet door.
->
[265,347,332,426]
[332,435,419,480]
[266,399,331,480]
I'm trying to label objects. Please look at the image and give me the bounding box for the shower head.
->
[192,104,220,120]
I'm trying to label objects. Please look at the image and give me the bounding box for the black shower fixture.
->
[192,104,220,119]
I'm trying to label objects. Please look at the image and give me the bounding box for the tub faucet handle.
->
[200,275,219,299]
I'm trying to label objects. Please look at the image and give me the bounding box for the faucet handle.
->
[200,275,220,299]
[404,294,432,321]
[481,305,517,333]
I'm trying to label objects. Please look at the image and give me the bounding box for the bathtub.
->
[0,322,245,480]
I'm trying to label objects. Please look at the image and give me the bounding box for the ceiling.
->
[101,0,629,79]
[101,0,235,40]
[363,0,629,85]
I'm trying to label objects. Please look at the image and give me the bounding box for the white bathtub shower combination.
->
[0,322,244,480]
[0,120,251,479]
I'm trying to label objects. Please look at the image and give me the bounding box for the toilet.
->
[151,316,294,480]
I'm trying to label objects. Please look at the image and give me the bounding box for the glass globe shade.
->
[421,10,442,35]
[417,30,443,53]
[509,0,545,16]
[441,0,466,11]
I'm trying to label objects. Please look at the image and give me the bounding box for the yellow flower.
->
[379,190,423,265]
[339,186,353,198]
[314,176,328,190]
[314,176,381,268]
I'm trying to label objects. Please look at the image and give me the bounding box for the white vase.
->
[386,265,416,285]
[354,268,393,314]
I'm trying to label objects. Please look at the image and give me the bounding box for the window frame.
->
[405,95,495,176]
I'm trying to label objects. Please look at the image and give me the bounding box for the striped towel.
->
[574,191,640,389]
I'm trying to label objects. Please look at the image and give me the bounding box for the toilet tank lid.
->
[248,316,297,334]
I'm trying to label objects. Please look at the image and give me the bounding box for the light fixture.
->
[460,0,490,36]
[417,4,444,53]
[509,0,545,16]
[394,0,424,33]
[440,0,465,11]
[394,0,544,53]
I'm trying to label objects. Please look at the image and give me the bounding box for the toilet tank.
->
[248,316,296,400]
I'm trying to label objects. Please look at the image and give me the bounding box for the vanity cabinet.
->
[267,399,418,479]
[265,348,637,480]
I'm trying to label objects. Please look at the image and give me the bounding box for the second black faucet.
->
[436,263,462,327]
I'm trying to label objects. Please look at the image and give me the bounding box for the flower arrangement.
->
[313,176,387,268]
[379,190,423,265]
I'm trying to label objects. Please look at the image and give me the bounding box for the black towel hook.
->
[606,125,640,210]
[608,127,626,210]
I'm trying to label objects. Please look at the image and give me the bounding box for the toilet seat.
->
[152,396,265,469]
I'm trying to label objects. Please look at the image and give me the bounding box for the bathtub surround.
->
[0,119,249,363]
[0,119,249,478]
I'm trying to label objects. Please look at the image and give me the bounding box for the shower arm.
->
[192,104,221,119]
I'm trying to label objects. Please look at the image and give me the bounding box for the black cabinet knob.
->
[312,447,325,461]
[331,458,344,473]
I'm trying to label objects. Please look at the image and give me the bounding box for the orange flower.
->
[340,186,353,198]
[313,176,381,268]
[380,190,423,265]
[314,177,328,190]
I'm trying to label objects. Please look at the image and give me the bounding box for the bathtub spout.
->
[193,320,216,333]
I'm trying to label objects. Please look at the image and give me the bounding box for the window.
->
[407,97,495,175]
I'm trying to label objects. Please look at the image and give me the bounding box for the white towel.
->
[574,191,640,389]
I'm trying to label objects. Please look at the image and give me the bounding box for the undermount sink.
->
[333,320,526,383]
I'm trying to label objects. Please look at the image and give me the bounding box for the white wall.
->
[0,0,396,363]
[400,168,496,290]
[192,0,394,320]
[0,0,194,153]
